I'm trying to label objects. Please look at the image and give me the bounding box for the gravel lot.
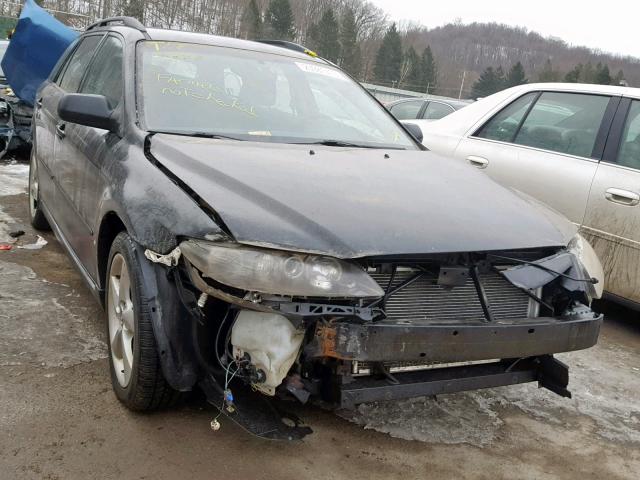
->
[1,158,639,480]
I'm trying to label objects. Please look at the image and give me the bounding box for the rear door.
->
[454,91,616,225]
[582,97,640,303]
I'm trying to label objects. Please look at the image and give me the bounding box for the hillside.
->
[402,22,640,97]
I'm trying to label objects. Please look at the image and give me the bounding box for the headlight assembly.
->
[568,233,604,299]
[180,240,384,298]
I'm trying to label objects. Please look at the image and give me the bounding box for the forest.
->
[3,0,638,99]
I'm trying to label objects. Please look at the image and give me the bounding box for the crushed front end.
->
[161,238,602,439]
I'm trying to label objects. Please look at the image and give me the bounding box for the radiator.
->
[369,269,538,324]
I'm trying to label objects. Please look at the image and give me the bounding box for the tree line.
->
[13,1,639,99]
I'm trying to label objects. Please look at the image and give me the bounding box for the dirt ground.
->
[1,158,639,480]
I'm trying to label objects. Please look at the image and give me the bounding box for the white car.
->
[405,83,640,308]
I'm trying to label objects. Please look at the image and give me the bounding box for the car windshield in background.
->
[137,41,416,149]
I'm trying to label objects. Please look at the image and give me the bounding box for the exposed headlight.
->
[180,240,384,298]
[568,234,604,299]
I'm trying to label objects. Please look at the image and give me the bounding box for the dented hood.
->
[150,134,576,258]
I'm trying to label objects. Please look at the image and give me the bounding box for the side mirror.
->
[404,122,423,143]
[57,94,118,132]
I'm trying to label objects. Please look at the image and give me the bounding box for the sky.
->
[368,0,639,59]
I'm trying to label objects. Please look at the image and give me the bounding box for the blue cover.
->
[1,0,78,106]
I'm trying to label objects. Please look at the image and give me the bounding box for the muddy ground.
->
[1,158,639,480]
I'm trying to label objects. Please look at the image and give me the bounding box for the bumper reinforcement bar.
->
[338,355,571,409]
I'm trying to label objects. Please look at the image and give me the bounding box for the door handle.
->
[467,155,489,169]
[605,188,640,206]
[56,123,66,139]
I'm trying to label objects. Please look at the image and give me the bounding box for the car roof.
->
[387,97,470,108]
[144,28,324,63]
[502,82,640,99]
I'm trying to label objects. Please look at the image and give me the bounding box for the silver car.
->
[406,83,640,307]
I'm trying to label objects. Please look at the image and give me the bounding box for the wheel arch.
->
[97,211,127,304]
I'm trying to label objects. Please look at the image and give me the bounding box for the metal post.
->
[458,70,466,99]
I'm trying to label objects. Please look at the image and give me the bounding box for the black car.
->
[29,17,602,439]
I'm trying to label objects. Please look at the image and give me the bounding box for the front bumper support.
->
[338,355,571,409]
[311,315,602,363]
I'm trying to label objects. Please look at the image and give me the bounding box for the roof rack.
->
[257,40,318,57]
[86,16,146,33]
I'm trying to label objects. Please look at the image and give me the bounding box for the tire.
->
[106,231,179,411]
[28,149,51,231]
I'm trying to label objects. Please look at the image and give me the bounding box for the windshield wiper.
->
[298,140,380,148]
[154,130,246,141]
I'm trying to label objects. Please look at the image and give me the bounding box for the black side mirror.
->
[404,122,423,143]
[57,94,118,132]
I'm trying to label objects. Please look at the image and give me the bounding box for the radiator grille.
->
[370,269,535,324]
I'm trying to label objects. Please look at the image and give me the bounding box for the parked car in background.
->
[406,83,640,308]
[386,97,469,121]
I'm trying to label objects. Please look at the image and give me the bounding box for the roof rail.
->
[86,16,146,33]
[257,40,318,57]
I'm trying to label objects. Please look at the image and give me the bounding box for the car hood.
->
[149,134,577,258]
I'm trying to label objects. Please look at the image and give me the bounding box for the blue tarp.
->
[1,0,78,106]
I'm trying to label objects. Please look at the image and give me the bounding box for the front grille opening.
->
[370,268,538,324]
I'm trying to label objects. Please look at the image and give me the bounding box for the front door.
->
[54,34,124,279]
[582,98,640,303]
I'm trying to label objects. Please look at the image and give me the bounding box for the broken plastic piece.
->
[17,235,47,250]
[0,244,12,251]
[144,246,181,267]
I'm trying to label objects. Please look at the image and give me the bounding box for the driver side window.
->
[475,93,537,142]
[57,35,103,93]
[80,36,124,109]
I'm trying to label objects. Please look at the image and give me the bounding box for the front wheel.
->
[28,150,50,230]
[106,232,179,411]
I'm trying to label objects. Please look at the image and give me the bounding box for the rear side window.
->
[476,92,537,142]
[514,92,609,158]
[390,100,424,120]
[57,35,103,93]
[80,36,124,109]
[422,101,454,120]
[617,100,640,169]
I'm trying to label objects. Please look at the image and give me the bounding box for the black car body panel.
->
[149,133,576,258]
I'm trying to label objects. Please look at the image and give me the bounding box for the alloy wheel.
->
[107,253,135,388]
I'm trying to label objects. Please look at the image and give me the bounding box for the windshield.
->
[137,41,416,149]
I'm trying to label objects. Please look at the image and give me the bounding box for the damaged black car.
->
[29,17,604,439]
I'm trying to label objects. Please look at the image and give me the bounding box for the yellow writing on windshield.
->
[160,87,257,118]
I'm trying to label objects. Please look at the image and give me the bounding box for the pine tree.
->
[471,67,505,98]
[564,64,582,83]
[612,69,625,86]
[241,0,262,40]
[537,59,560,82]
[505,61,527,87]
[373,23,403,86]
[339,8,361,78]
[265,0,296,40]
[308,9,341,62]
[594,63,612,85]
[420,46,437,93]
[581,62,595,83]
[403,46,422,90]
